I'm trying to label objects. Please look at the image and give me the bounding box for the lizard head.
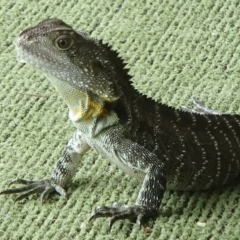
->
[15,18,122,103]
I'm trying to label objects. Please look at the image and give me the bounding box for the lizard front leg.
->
[0,131,90,203]
[89,138,166,231]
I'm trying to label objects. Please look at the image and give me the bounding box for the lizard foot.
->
[89,202,156,231]
[0,178,67,204]
[182,97,221,115]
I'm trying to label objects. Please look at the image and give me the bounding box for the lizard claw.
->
[89,202,155,231]
[0,178,67,204]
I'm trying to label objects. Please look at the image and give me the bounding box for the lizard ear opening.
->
[92,61,104,75]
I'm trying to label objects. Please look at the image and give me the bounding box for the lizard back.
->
[108,44,240,191]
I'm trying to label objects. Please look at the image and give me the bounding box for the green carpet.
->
[1,0,240,239]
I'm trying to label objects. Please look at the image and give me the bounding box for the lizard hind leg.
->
[181,97,222,115]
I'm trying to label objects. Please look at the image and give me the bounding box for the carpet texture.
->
[1,0,240,239]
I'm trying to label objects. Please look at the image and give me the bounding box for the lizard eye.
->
[55,35,73,50]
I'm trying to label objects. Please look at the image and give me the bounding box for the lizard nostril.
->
[17,33,34,44]
[92,61,104,75]
[26,35,33,41]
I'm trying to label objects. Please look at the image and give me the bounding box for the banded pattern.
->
[110,46,240,190]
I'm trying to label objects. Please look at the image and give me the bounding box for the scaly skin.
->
[1,19,240,231]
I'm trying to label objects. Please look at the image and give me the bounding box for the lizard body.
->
[1,19,240,230]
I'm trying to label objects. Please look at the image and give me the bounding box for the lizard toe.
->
[0,178,67,203]
[89,202,156,231]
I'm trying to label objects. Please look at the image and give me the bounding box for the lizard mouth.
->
[15,35,41,67]
[14,33,63,76]
[14,38,27,64]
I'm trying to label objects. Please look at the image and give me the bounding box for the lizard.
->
[1,18,240,231]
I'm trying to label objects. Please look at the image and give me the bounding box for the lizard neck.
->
[48,76,119,137]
